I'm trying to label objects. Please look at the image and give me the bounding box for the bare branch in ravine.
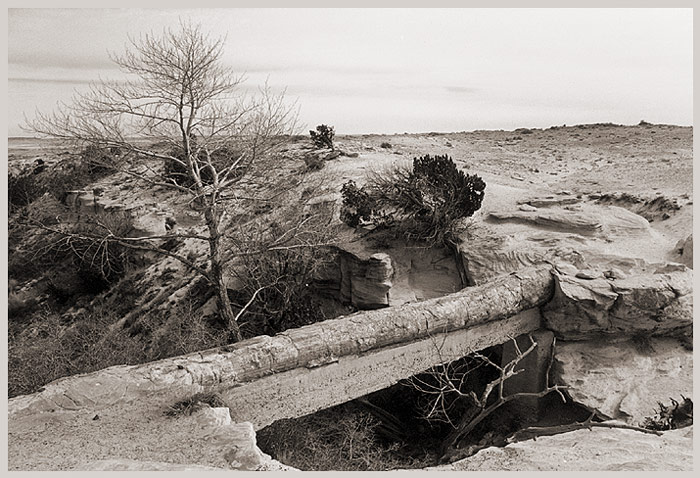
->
[409,334,568,462]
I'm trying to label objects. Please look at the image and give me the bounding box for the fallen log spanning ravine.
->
[9,265,555,427]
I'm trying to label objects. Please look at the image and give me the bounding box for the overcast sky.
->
[7,8,693,136]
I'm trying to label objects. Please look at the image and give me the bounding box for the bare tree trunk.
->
[203,205,242,342]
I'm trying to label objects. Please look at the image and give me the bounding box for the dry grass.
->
[164,392,228,417]
[256,402,433,471]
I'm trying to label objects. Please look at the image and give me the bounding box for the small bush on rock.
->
[340,180,381,227]
[310,124,335,150]
[340,155,485,245]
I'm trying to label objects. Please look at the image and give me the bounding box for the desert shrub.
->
[340,180,381,227]
[380,142,392,149]
[164,392,228,417]
[36,211,139,291]
[257,402,429,471]
[642,397,693,430]
[233,248,332,338]
[80,144,118,176]
[8,173,43,210]
[7,302,151,398]
[309,124,335,150]
[302,154,325,171]
[229,194,338,338]
[149,299,228,359]
[8,291,33,319]
[340,155,485,245]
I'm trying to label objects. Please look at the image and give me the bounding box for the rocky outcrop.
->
[517,195,581,208]
[675,234,693,268]
[542,265,692,340]
[339,251,393,309]
[488,209,602,233]
[434,424,693,471]
[553,337,693,425]
[318,239,464,309]
[315,248,393,309]
[456,201,660,285]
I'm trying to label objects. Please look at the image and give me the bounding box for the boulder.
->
[542,267,692,340]
[553,337,693,425]
[433,424,692,471]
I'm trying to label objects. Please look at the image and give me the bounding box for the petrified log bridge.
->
[9,266,554,429]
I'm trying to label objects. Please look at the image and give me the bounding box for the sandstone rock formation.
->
[433,424,693,471]
[317,238,464,309]
[542,266,692,340]
[675,234,693,268]
[553,337,692,425]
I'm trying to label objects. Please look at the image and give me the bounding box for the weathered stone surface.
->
[198,410,268,470]
[518,203,538,212]
[517,195,581,208]
[489,204,651,238]
[63,407,296,471]
[542,267,692,340]
[433,424,693,471]
[338,250,393,309]
[675,234,693,268]
[488,209,602,233]
[455,205,655,286]
[388,246,463,304]
[81,460,225,470]
[553,337,693,424]
[8,266,554,419]
[456,224,554,285]
[351,252,393,308]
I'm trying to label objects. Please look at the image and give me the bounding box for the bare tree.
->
[26,22,301,341]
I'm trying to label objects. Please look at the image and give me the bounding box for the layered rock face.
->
[675,234,693,268]
[553,337,692,425]
[542,265,692,340]
[457,191,680,285]
[434,424,693,471]
[316,240,464,309]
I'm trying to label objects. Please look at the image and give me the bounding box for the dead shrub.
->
[257,402,429,471]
